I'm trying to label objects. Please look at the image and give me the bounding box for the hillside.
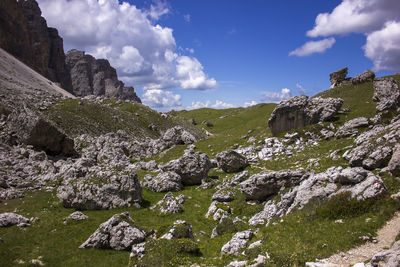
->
[1,45,400,267]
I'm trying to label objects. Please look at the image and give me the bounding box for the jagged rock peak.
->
[65,49,141,102]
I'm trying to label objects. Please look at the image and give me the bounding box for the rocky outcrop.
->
[373,78,400,112]
[161,151,211,185]
[57,171,142,210]
[351,70,375,85]
[330,67,348,88]
[221,230,253,256]
[0,0,72,91]
[240,169,309,201]
[80,212,146,251]
[248,167,386,226]
[366,240,400,267]
[65,49,141,102]
[216,150,249,173]
[7,107,75,156]
[268,95,343,136]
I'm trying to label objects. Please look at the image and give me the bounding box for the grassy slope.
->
[1,75,400,266]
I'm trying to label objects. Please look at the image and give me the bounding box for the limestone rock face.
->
[80,212,145,251]
[0,0,72,91]
[221,230,253,256]
[373,78,400,112]
[268,95,343,136]
[216,150,249,173]
[65,49,141,102]
[367,240,400,267]
[330,67,348,88]
[151,192,185,214]
[388,145,400,177]
[335,117,369,138]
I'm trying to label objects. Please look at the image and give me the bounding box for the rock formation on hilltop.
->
[0,0,72,91]
[65,49,141,102]
[268,95,343,136]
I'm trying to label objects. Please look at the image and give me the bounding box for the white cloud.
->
[185,100,235,110]
[142,89,181,108]
[183,14,191,22]
[243,101,258,107]
[37,0,216,90]
[307,0,400,37]
[263,88,292,103]
[289,38,336,57]
[296,83,306,94]
[364,21,400,71]
[302,0,400,70]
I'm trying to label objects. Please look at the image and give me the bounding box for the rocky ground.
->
[1,39,400,266]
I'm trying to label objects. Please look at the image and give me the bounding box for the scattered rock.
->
[161,151,211,185]
[206,201,232,221]
[151,192,184,214]
[57,171,142,210]
[0,212,30,227]
[212,188,236,202]
[162,126,196,145]
[161,220,193,239]
[143,171,183,192]
[65,211,88,221]
[366,240,400,267]
[221,229,253,256]
[80,212,145,251]
[216,150,249,173]
[335,117,369,138]
[240,169,309,201]
[373,78,400,111]
[268,95,343,136]
[351,70,375,85]
[130,242,146,259]
[388,145,400,176]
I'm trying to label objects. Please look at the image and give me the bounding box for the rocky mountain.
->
[0,0,72,91]
[65,49,141,102]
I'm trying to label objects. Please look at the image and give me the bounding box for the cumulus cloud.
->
[364,21,400,71]
[307,0,400,37]
[289,38,335,57]
[142,89,181,108]
[185,100,235,110]
[301,0,400,70]
[243,101,258,107]
[37,0,217,90]
[262,88,292,103]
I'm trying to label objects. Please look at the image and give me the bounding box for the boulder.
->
[206,201,232,221]
[161,151,211,185]
[373,78,400,111]
[351,70,375,85]
[221,230,253,256]
[240,169,309,201]
[143,172,183,192]
[162,126,196,145]
[66,49,141,102]
[57,172,142,210]
[161,220,193,239]
[216,150,249,173]
[80,212,145,251]
[330,67,348,88]
[335,117,369,138]
[388,145,400,176]
[65,211,88,221]
[212,188,236,202]
[8,108,75,156]
[0,212,30,227]
[268,95,343,136]
[151,192,184,214]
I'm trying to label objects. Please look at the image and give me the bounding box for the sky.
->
[36,0,400,111]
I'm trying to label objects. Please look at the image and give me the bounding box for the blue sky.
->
[37,0,400,111]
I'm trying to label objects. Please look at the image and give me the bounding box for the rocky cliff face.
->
[65,49,141,102]
[0,0,72,92]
